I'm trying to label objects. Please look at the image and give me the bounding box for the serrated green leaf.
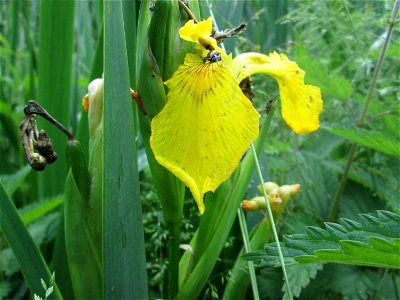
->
[328,265,379,300]
[306,226,330,240]
[282,263,323,299]
[0,281,11,298]
[0,165,31,196]
[247,210,400,269]
[368,236,397,252]
[322,126,400,157]
[348,159,400,210]
[19,195,63,225]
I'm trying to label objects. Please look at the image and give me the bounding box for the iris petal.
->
[233,52,323,134]
[150,53,260,213]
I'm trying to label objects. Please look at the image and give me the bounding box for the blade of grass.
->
[103,0,148,298]
[0,181,62,300]
[223,216,273,300]
[250,144,292,299]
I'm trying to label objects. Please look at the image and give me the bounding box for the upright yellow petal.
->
[179,16,213,43]
[150,53,260,214]
[233,52,323,134]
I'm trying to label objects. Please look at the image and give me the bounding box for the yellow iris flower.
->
[150,16,322,214]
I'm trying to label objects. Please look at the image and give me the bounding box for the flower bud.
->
[244,182,300,217]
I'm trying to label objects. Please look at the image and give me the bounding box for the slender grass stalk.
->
[250,144,292,299]
[237,208,260,300]
[223,216,273,300]
[327,0,399,221]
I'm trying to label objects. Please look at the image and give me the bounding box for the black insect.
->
[204,50,221,63]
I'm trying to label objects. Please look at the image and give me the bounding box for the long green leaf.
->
[323,126,400,157]
[37,2,76,291]
[103,1,148,298]
[64,172,101,299]
[0,181,62,299]
[37,0,75,197]
[37,0,75,196]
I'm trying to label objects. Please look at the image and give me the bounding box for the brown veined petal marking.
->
[150,53,260,214]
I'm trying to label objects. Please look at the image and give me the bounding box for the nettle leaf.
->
[0,165,31,196]
[18,195,64,225]
[322,126,400,157]
[349,159,400,210]
[282,263,323,300]
[301,265,383,300]
[244,210,400,269]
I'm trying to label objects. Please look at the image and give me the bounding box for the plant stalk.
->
[168,222,180,299]
[237,208,260,300]
[250,144,293,299]
[327,0,399,221]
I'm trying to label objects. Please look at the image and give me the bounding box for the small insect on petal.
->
[203,50,222,63]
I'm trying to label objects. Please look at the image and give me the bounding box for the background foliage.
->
[1,0,399,299]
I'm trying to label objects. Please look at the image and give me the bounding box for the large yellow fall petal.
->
[150,53,260,214]
[233,52,323,134]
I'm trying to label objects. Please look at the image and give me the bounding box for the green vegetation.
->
[1,1,399,299]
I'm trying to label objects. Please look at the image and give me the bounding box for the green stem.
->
[327,0,399,221]
[250,144,292,300]
[168,222,180,299]
[237,208,260,300]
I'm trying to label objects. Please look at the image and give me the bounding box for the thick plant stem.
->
[250,144,293,300]
[237,208,260,300]
[168,222,181,298]
[327,0,399,221]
